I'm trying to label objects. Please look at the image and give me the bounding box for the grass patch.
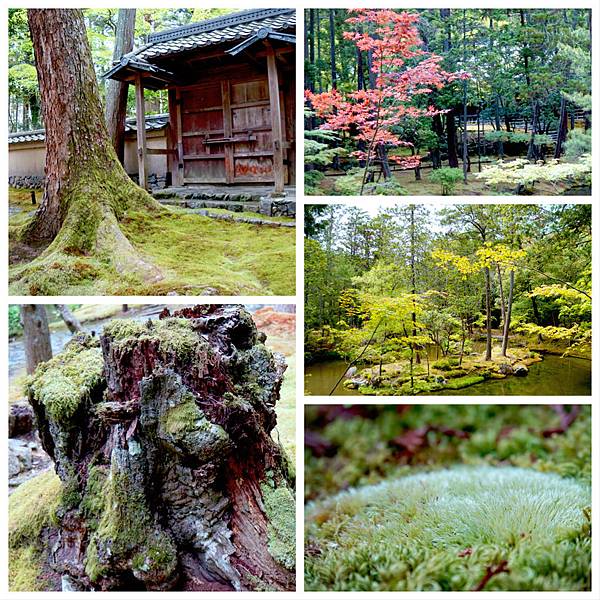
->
[268,333,296,461]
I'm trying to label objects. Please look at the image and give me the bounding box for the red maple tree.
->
[306,9,468,193]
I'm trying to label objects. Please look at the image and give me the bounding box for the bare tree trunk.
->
[55,304,83,333]
[20,304,52,374]
[554,94,568,159]
[484,267,492,361]
[501,270,515,357]
[446,110,459,168]
[105,9,136,165]
[329,9,337,90]
[496,264,506,328]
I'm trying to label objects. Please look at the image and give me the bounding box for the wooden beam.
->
[146,148,177,155]
[266,44,285,194]
[166,88,177,181]
[221,80,234,184]
[174,87,184,186]
[134,74,148,190]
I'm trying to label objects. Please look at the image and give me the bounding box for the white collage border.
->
[1,1,598,597]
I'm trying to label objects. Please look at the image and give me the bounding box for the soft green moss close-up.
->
[304,405,591,591]
[28,336,104,423]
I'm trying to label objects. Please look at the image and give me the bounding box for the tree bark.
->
[105,9,136,165]
[494,95,504,157]
[446,110,459,168]
[20,304,52,374]
[554,94,568,158]
[501,270,515,356]
[496,264,506,327]
[329,10,337,90]
[55,304,83,333]
[21,10,160,283]
[484,267,493,361]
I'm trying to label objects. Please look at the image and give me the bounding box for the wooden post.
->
[266,44,285,195]
[221,80,234,184]
[134,74,148,189]
[175,87,184,186]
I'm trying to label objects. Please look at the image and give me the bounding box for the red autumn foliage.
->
[305,9,469,168]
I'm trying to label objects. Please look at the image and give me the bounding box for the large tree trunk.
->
[20,304,53,374]
[21,10,161,285]
[105,9,136,164]
[55,304,83,333]
[27,305,295,592]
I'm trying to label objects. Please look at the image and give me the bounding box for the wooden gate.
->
[180,78,286,185]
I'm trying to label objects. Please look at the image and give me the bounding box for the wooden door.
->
[179,78,287,185]
[180,82,226,183]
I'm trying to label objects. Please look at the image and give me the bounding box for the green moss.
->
[9,546,48,592]
[102,318,147,340]
[120,209,295,295]
[9,470,62,550]
[432,357,460,370]
[104,317,205,361]
[9,190,295,295]
[94,471,151,552]
[154,318,202,360]
[261,482,296,570]
[305,466,590,591]
[9,470,62,591]
[81,465,109,527]
[304,405,592,502]
[444,374,486,390]
[29,337,104,423]
[161,391,206,435]
[131,532,178,582]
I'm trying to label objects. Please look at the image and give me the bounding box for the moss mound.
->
[305,466,590,591]
[28,335,104,423]
[9,470,62,591]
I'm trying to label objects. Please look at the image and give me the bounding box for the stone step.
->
[159,198,260,212]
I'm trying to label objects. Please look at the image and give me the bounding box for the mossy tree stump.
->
[27,305,295,591]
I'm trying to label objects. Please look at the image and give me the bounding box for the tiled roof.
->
[135,8,295,61]
[8,114,169,144]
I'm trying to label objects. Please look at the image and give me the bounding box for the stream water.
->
[304,353,591,397]
[8,305,165,380]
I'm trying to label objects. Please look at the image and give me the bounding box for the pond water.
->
[304,353,591,397]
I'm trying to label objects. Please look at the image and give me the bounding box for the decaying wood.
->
[27,305,295,591]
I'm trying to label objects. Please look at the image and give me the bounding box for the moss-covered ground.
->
[267,332,296,461]
[310,156,589,196]
[353,346,544,396]
[304,404,591,591]
[9,189,295,296]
